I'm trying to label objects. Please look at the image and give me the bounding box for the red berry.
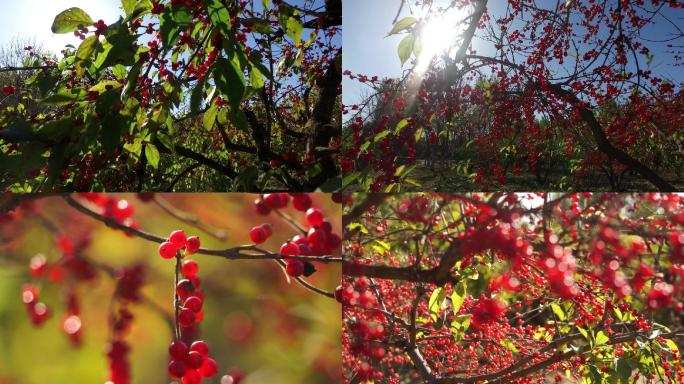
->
[249,226,268,244]
[186,236,200,254]
[261,223,272,237]
[22,284,39,305]
[286,260,304,277]
[254,199,271,215]
[291,194,312,211]
[199,357,217,377]
[168,359,187,379]
[169,230,187,250]
[159,242,177,259]
[169,340,189,359]
[2,85,16,95]
[263,193,288,210]
[182,259,199,278]
[184,296,203,312]
[178,308,196,327]
[307,227,327,250]
[176,279,196,300]
[185,350,204,369]
[190,340,209,356]
[182,369,201,384]
[305,208,324,227]
[280,242,300,256]
[29,254,47,277]
[334,285,343,303]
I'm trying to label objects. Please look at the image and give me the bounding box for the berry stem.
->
[174,251,182,340]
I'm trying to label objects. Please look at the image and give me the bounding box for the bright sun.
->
[415,6,471,74]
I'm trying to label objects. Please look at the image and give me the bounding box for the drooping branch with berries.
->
[5,192,342,383]
[342,193,684,383]
[342,0,683,191]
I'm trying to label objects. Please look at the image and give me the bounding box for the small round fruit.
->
[169,230,187,249]
[159,242,177,259]
[185,350,204,369]
[184,296,203,312]
[182,259,199,278]
[186,236,200,254]
[280,242,300,256]
[249,226,268,244]
[286,260,304,277]
[199,357,217,377]
[190,340,209,356]
[178,308,196,326]
[168,359,187,379]
[305,208,324,227]
[169,340,189,359]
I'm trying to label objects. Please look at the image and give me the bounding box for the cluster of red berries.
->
[168,339,217,383]
[2,85,16,95]
[79,193,139,232]
[396,195,430,223]
[159,230,201,259]
[459,225,532,269]
[21,284,50,326]
[177,259,204,328]
[541,241,580,299]
[251,193,341,278]
[23,233,98,345]
[469,296,506,330]
[106,264,146,384]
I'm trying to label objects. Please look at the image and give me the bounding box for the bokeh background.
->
[0,193,341,384]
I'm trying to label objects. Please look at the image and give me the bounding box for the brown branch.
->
[63,195,340,263]
[152,194,228,240]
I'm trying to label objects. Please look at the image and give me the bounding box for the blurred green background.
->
[0,193,341,384]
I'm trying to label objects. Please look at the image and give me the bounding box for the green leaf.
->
[398,34,414,66]
[203,104,218,131]
[664,338,679,354]
[616,359,632,382]
[450,314,471,342]
[205,0,231,38]
[279,5,303,44]
[428,287,446,323]
[551,303,567,321]
[101,114,124,154]
[395,118,409,133]
[45,145,67,190]
[214,57,246,108]
[42,87,87,105]
[160,9,180,48]
[127,0,152,21]
[500,339,519,353]
[577,326,590,342]
[190,79,206,115]
[121,0,137,16]
[374,130,390,142]
[451,280,467,314]
[342,172,360,188]
[250,66,265,89]
[245,17,274,34]
[97,27,136,69]
[595,331,609,346]
[144,143,160,169]
[51,8,93,34]
[388,16,417,35]
[76,35,99,62]
[414,127,424,142]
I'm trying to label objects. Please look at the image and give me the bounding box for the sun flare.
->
[415,6,471,74]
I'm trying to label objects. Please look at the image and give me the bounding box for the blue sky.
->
[0,0,123,54]
[343,0,684,108]
[0,0,335,56]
